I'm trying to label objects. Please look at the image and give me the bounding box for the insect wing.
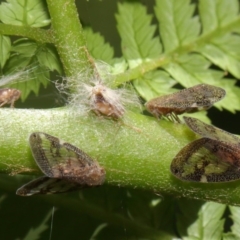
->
[183,116,240,146]
[86,81,125,118]
[145,84,225,122]
[147,84,225,109]
[176,84,225,108]
[189,84,225,105]
[29,132,105,186]
[16,176,84,196]
[170,138,240,182]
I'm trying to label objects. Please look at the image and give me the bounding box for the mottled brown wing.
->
[16,176,84,196]
[147,84,225,108]
[170,138,240,182]
[183,116,240,146]
[29,132,105,186]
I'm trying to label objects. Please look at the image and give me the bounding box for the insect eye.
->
[32,133,37,138]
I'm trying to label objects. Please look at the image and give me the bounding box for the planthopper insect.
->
[56,47,140,119]
[82,47,125,119]
[84,80,125,119]
[145,84,226,123]
[170,116,240,182]
[16,132,106,196]
[0,88,21,108]
[0,65,43,108]
[183,116,240,146]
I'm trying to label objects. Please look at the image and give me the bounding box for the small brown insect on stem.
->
[0,88,21,108]
[16,132,106,196]
[57,47,140,119]
[145,84,226,123]
[170,117,240,183]
[84,81,125,119]
[84,47,126,118]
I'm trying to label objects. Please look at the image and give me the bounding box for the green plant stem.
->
[0,24,54,43]
[2,108,240,206]
[46,0,92,76]
[112,56,170,87]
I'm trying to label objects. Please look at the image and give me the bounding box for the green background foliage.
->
[0,0,240,239]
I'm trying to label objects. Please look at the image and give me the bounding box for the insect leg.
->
[0,101,8,107]
[171,112,181,123]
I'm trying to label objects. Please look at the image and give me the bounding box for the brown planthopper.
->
[16,132,105,196]
[82,48,126,119]
[183,116,240,146]
[0,88,21,108]
[84,79,125,119]
[0,65,44,108]
[145,84,226,123]
[170,116,240,182]
[55,47,140,119]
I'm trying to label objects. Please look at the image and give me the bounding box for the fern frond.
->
[0,35,11,69]
[177,200,226,239]
[116,2,162,68]
[84,28,114,64]
[0,0,51,27]
[229,205,240,238]
[3,39,61,101]
[115,0,240,114]
[23,209,52,240]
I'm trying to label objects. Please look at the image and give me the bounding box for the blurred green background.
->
[0,0,240,239]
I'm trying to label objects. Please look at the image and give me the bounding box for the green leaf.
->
[114,0,240,116]
[154,0,200,52]
[2,39,52,101]
[199,0,239,35]
[0,35,11,69]
[84,28,114,64]
[5,61,49,101]
[176,199,205,238]
[164,54,240,113]
[229,205,240,237]
[133,70,177,101]
[109,58,128,75]
[177,200,226,240]
[11,39,62,74]
[197,0,240,78]
[4,54,34,74]
[0,0,51,27]
[212,77,240,113]
[23,209,52,240]
[11,39,38,58]
[116,2,162,68]
[222,233,240,240]
[163,54,210,87]
[36,45,62,74]
[197,34,240,79]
